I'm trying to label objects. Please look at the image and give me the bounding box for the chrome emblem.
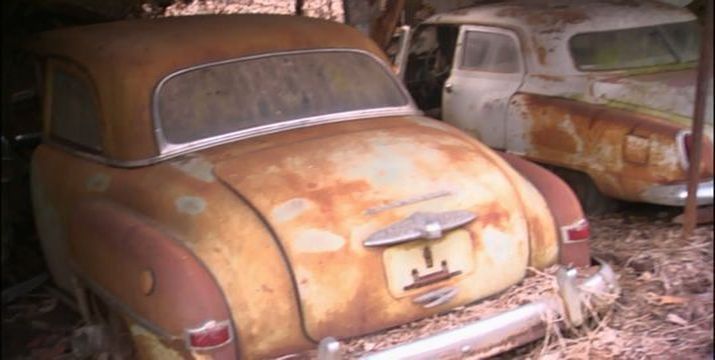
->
[363,210,477,247]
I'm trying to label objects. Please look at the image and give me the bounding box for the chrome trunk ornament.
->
[363,210,477,247]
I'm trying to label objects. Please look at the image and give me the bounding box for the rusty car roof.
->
[425,0,696,74]
[29,14,387,163]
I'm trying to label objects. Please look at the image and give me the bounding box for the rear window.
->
[157,51,408,144]
[569,21,700,71]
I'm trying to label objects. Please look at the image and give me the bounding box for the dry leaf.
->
[658,295,689,305]
[665,313,689,326]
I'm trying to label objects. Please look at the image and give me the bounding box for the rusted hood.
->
[212,116,532,341]
[591,69,714,125]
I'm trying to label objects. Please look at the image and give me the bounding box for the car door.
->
[442,25,525,149]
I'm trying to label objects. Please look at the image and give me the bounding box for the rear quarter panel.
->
[31,145,310,359]
[506,93,713,202]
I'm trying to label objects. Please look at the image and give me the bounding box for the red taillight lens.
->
[563,219,590,243]
[186,320,232,350]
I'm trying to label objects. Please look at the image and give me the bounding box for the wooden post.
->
[683,0,713,237]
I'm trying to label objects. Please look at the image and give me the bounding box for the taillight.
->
[186,320,233,350]
[561,219,590,243]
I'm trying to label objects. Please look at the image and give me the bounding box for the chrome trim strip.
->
[158,106,419,158]
[151,48,422,159]
[412,286,459,309]
[358,260,618,360]
[640,178,714,206]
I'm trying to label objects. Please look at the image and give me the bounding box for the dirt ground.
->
[1,205,713,359]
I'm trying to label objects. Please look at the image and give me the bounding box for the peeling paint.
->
[175,196,206,215]
[85,173,111,192]
[481,226,517,264]
[170,156,216,182]
[292,229,346,253]
[271,197,311,222]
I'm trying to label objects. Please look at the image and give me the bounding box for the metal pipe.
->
[684,0,713,237]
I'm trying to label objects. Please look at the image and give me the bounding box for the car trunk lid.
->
[213,117,531,340]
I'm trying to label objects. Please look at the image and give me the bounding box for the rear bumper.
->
[640,179,714,206]
[318,259,619,360]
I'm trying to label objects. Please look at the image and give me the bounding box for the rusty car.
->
[27,14,617,359]
[395,0,714,212]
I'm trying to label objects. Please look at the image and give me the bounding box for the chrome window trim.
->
[45,49,421,168]
[151,48,421,159]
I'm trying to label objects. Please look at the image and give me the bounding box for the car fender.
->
[497,152,591,267]
[67,199,238,358]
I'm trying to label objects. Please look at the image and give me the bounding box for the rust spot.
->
[532,128,578,153]
[261,284,274,293]
[526,214,545,254]
[537,46,547,65]
[435,143,473,163]
[477,203,510,229]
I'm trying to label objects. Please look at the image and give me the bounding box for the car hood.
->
[591,68,714,126]
[212,116,532,341]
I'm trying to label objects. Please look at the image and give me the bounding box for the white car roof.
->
[424,0,696,74]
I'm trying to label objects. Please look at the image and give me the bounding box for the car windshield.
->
[157,50,409,144]
[570,21,700,71]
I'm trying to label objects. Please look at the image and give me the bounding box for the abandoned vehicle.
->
[27,14,617,359]
[396,0,714,212]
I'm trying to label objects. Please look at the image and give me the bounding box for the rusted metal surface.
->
[509,94,714,203]
[402,0,714,207]
[498,152,590,267]
[28,14,584,359]
[212,116,540,341]
[683,0,713,236]
[67,201,235,352]
[27,14,388,162]
[31,114,563,358]
[424,0,695,76]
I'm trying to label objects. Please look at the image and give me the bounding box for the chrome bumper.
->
[317,259,619,360]
[640,179,714,206]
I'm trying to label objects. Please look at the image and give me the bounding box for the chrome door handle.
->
[444,83,453,93]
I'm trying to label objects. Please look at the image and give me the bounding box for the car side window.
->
[50,69,102,152]
[460,31,519,73]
